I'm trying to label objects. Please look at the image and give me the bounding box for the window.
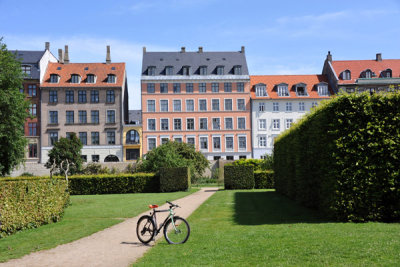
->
[50,74,59,83]
[200,137,208,149]
[160,83,168,93]
[66,111,74,124]
[29,104,37,116]
[227,156,234,160]
[286,102,292,111]
[28,123,37,136]
[20,88,24,94]
[49,90,57,103]
[199,83,206,93]
[256,84,267,96]
[148,119,156,130]
[237,82,244,92]
[160,100,168,112]
[318,84,329,96]
[226,136,234,150]
[278,84,290,96]
[126,130,140,144]
[238,136,246,150]
[79,132,87,145]
[212,99,219,111]
[225,118,233,130]
[182,66,190,75]
[259,136,267,147]
[187,118,195,130]
[173,100,181,112]
[212,83,219,93]
[91,132,99,145]
[381,69,392,78]
[148,66,156,76]
[299,102,305,111]
[259,119,266,130]
[147,83,155,93]
[161,119,169,130]
[148,100,156,112]
[186,99,194,111]
[216,66,224,75]
[22,65,31,75]
[66,132,73,139]
[165,66,173,75]
[199,99,207,111]
[238,118,245,129]
[161,137,169,145]
[28,85,37,96]
[107,74,116,83]
[107,110,115,123]
[49,111,58,124]
[106,90,115,103]
[107,131,115,144]
[259,103,265,112]
[213,137,221,150]
[273,102,279,111]
[174,118,182,130]
[81,155,87,162]
[296,84,307,96]
[233,65,242,75]
[66,90,74,103]
[199,118,208,130]
[341,70,351,80]
[312,102,318,108]
[237,99,245,110]
[272,119,280,130]
[224,99,233,111]
[71,74,80,83]
[91,110,99,124]
[174,137,182,143]
[187,137,195,146]
[28,143,37,158]
[148,138,156,150]
[199,66,207,75]
[91,90,99,103]
[78,110,87,124]
[87,74,95,83]
[78,90,87,103]
[286,119,293,129]
[173,83,181,93]
[49,132,58,145]
[92,155,100,162]
[186,83,193,93]
[212,118,220,130]
[224,83,232,92]
[362,69,372,79]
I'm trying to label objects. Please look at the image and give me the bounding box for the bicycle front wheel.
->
[136,215,156,244]
[163,216,190,244]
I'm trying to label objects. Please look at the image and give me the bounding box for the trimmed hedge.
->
[274,92,400,222]
[0,179,69,238]
[160,167,190,192]
[254,171,274,189]
[224,165,254,189]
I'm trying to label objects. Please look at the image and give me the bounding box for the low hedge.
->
[0,179,69,238]
[224,165,254,189]
[160,167,190,192]
[254,171,274,189]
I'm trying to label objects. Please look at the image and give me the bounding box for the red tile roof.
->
[331,59,400,84]
[41,62,125,87]
[250,75,332,99]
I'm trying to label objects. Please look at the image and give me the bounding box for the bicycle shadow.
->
[120,241,152,247]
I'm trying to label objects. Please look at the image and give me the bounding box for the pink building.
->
[141,47,251,160]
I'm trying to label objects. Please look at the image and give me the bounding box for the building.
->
[10,42,57,162]
[141,46,252,160]
[250,75,332,158]
[123,110,142,161]
[322,52,400,94]
[40,45,128,163]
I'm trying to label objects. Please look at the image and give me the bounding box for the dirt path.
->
[1,187,219,267]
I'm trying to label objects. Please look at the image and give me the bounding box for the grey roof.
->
[9,50,45,80]
[128,110,142,125]
[142,51,249,76]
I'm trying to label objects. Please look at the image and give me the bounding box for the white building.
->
[250,75,332,158]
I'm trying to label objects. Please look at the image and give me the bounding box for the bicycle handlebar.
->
[166,201,180,208]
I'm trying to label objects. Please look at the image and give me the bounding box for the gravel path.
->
[1,188,219,267]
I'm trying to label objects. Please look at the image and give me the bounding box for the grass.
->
[135,189,400,266]
[0,189,197,263]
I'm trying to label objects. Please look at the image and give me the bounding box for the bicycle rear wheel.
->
[163,216,190,244]
[136,215,156,244]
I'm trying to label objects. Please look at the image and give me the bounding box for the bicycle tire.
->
[136,215,156,244]
[163,216,190,244]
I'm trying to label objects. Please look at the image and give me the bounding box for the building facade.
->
[40,46,128,163]
[250,75,332,158]
[141,47,252,160]
[123,110,142,161]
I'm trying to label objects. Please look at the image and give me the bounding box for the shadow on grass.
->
[234,191,331,225]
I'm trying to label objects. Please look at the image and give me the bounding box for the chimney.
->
[143,46,146,54]
[376,53,382,62]
[106,45,111,64]
[181,47,186,53]
[198,46,203,53]
[326,51,332,62]
[45,42,50,50]
[58,49,64,64]
[241,46,245,53]
[64,45,70,64]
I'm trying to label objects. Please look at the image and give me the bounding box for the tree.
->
[0,38,30,175]
[137,141,209,178]
[45,133,83,180]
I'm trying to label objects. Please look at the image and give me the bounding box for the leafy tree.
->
[45,133,83,181]
[0,38,30,175]
[137,141,209,178]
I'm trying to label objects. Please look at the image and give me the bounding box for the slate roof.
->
[142,50,249,76]
[9,50,45,80]
[128,110,142,125]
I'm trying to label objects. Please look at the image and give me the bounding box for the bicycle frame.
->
[150,206,177,235]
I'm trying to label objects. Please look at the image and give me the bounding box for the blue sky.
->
[1,0,400,109]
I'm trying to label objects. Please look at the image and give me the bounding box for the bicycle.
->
[136,201,190,244]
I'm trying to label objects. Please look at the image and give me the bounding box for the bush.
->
[231,159,264,171]
[274,92,400,222]
[0,178,69,238]
[224,165,254,189]
[254,171,274,189]
[81,163,110,175]
[160,167,190,192]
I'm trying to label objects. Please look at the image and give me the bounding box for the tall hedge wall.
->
[160,167,190,192]
[274,92,400,222]
[224,165,254,189]
[254,170,274,189]
[0,179,69,238]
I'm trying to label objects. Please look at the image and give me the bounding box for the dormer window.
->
[199,66,207,75]
[147,66,156,76]
[381,69,392,78]
[295,83,308,96]
[182,66,190,75]
[361,69,373,78]
[341,70,351,80]
[71,74,81,84]
[21,65,31,75]
[107,74,116,83]
[50,74,59,83]
[233,65,242,75]
[216,66,224,75]
[317,83,329,96]
[165,66,174,75]
[277,84,289,97]
[255,83,267,97]
[86,74,96,83]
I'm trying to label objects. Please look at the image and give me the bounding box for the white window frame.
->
[160,99,169,112]
[173,135,183,143]
[258,102,265,112]
[160,135,169,145]
[258,135,267,148]
[199,99,207,111]
[212,135,222,152]
[173,118,182,131]
[258,119,266,130]
[286,102,292,112]
[237,98,246,111]
[272,119,280,131]
[147,100,156,112]
[186,117,195,131]
[147,118,156,131]
[199,135,208,151]
[106,109,116,124]
[212,117,221,130]
[224,98,233,111]
[299,102,305,112]
[237,117,246,130]
[186,99,195,112]
[173,99,182,112]
[255,84,267,97]
[224,117,233,130]
[186,136,196,146]
[225,135,234,151]
[286,118,293,129]
[238,135,247,151]
[212,98,220,111]
[318,84,329,96]
[199,117,208,130]
[148,137,157,151]
[160,118,169,131]
[273,102,279,112]
[278,84,290,97]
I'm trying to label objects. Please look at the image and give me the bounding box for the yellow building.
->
[123,110,142,161]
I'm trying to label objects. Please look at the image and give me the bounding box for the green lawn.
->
[0,189,197,263]
[136,189,400,266]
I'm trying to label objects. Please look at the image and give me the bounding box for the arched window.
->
[104,155,119,162]
[295,83,308,96]
[381,69,392,78]
[361,69,373,78]
[341,70,351,80]
[126,130,140,144]
[86,74,96,83]
[71,74,81,83]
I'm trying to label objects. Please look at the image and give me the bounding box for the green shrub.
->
[254,170,274,189]
[0,179,69,238]
[81,163,110,175]
[160,167,190,192]
[274,92,400,222]
[224,165,254,189]
[231,159,264,171]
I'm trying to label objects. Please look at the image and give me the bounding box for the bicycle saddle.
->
[149,204,159,209]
